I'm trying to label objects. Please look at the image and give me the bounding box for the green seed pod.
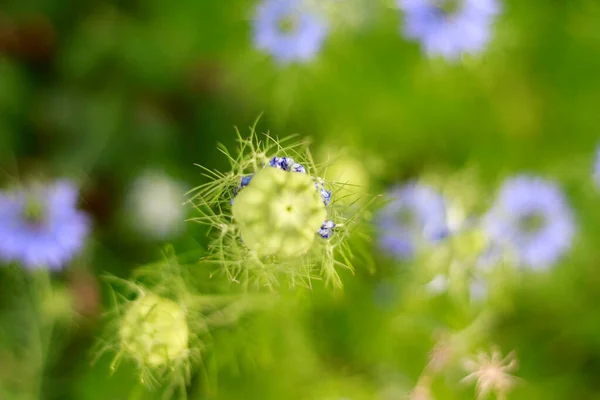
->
[190,127,372,287]
[119,293,188,367]
[232,167,326,258]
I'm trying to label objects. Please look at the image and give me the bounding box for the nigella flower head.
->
[377,182,448,260]
[253,0,330,64]
[0,180,89,269]
[483,176,575,270]
[189,125,367,288]
[95,250,252,396]
[397,0,501,60]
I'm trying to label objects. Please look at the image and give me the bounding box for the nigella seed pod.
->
[119,293,188,367]
[189,126,371,287]
[95,251,256,395]
[232,167,326,258]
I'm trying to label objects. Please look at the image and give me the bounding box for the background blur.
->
[2,0,600,399]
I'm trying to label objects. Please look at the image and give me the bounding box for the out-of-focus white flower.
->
[462,347,518,399]
[425,274,448,295]
[469,276,488,303]
[128,170,187,239]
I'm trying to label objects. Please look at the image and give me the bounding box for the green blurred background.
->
[2,0,600,399]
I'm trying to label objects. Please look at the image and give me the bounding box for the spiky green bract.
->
[188,125,370,289]
[93,248,256,398]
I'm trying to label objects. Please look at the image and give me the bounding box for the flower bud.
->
[119,293,188,367]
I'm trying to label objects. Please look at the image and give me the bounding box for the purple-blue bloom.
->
[318,219,335,239]
[0,181,90,270]
[240,175,254,187]
[483,176,575,270]
[269,156,301,172]
[253,0,330,64]
[377,182,448,260]
[397,0,501,60]
[315,180,332,206]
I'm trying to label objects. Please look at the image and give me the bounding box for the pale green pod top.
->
[232,167,327,259]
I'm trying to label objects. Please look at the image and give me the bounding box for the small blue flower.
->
[253,0,330,64]
[315,180,332,206]
[269,156,284,169]
[397,0,501,60]
[269,156,307,174]
[0,181,90,270]
[290,163,306,173]
[269,156,304,172]
[240,175,254,187]
[483,176,575,270]
[377,182,448,260]
[318,219,335,239]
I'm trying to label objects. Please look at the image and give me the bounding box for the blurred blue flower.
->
[377,182,448,260]
[253,0,329,64]
[397,0,501,60]
[483,176,575,270]
[0,181,90,269]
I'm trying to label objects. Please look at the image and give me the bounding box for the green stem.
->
[128,380,146,400]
